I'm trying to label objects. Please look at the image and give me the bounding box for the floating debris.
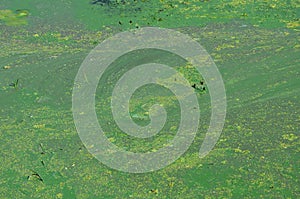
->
[39,143,46,154]
[191,81,206,92]
[9,79,19,89]
[27,170,43,182]
[149,189,158,194]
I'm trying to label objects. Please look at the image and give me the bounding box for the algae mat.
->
[0,0,299,198]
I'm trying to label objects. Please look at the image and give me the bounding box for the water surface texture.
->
[0,0,299,198]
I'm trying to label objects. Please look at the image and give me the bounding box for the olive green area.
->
[0,0,299,198]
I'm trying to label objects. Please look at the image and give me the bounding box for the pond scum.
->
[0,0,299,198]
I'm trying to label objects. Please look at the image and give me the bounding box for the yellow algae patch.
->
[33,124,45,129]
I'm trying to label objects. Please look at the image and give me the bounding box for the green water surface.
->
[0,0,299,198]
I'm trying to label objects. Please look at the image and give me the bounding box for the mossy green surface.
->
[0,0,299,198]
